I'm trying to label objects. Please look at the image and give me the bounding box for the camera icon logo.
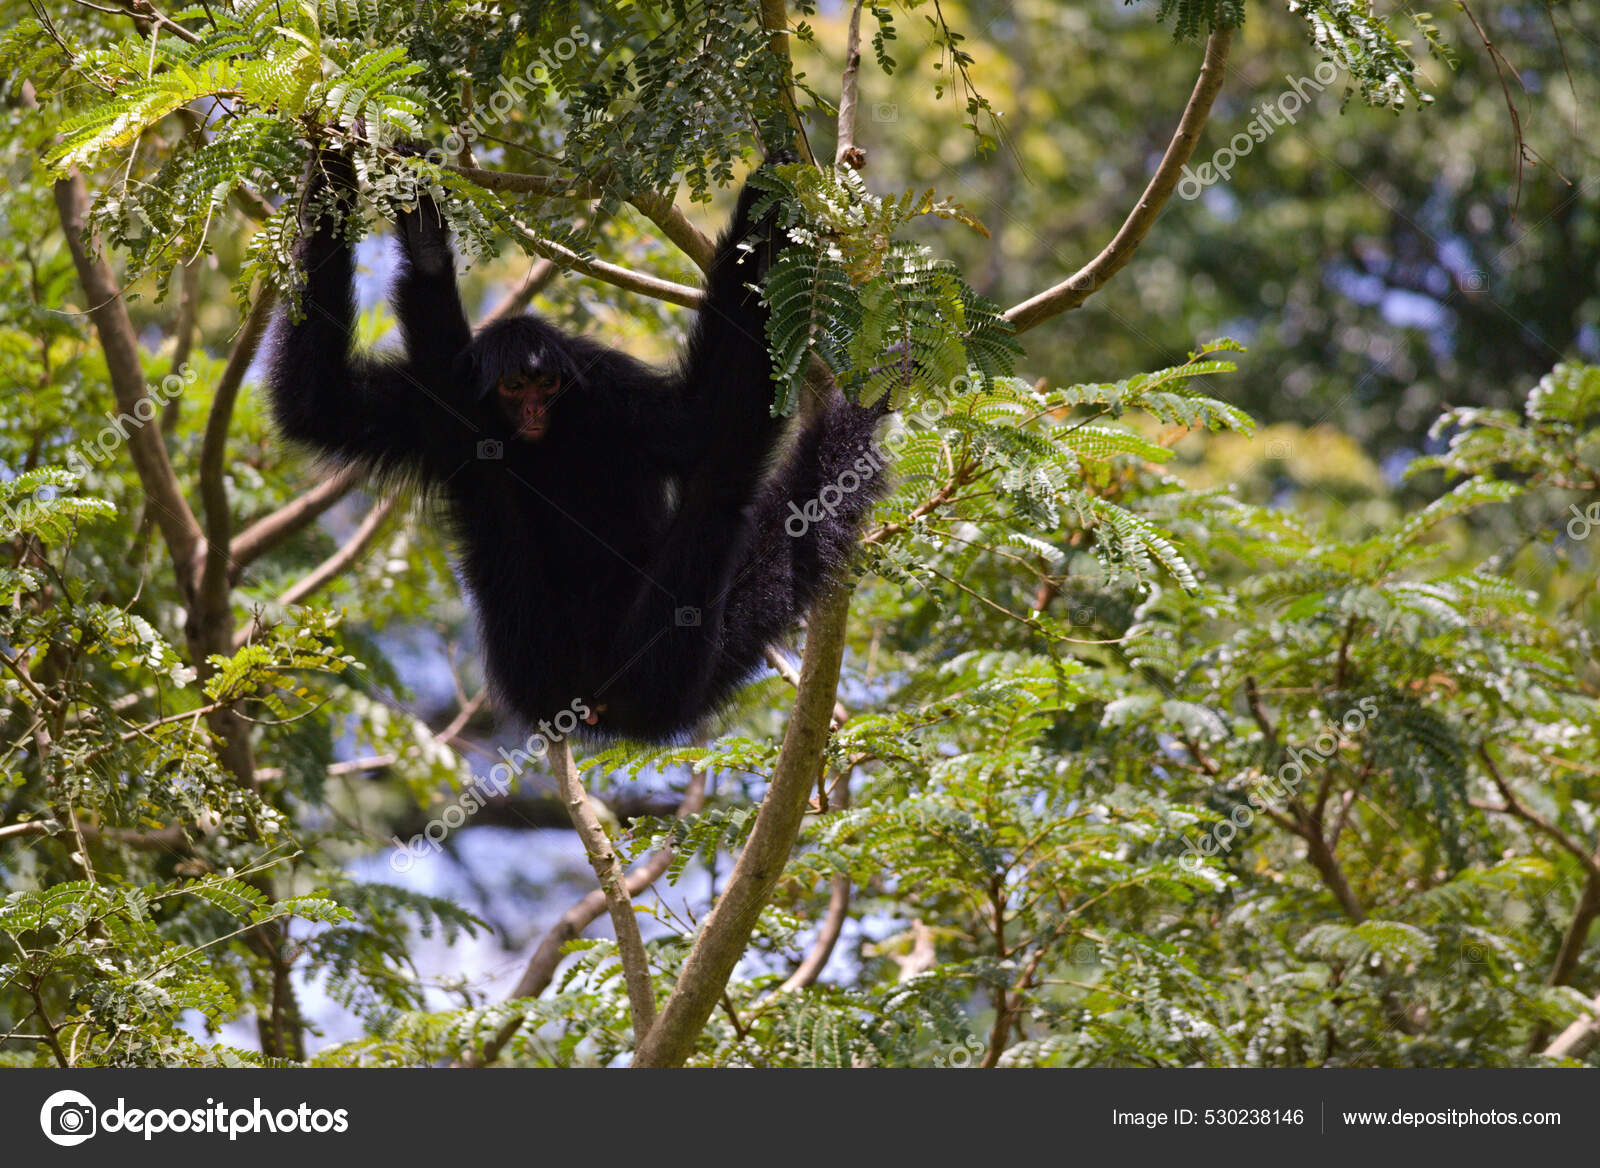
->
[674,606,701,627]
[40,1089,97,1147]
[476,439,504,460]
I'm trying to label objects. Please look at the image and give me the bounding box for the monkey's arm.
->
[672,165,793,503]
[392,192,472,384]
[267,154,480,483]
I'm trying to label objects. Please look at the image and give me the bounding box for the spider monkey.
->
[267,149,889,742]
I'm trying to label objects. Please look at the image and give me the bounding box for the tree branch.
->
[273,494,399,609]
[481,256,561,326]
[758,0,816,163]
[196,287,277,604]
[834,0,866,169]
[550,738,657,1041]
[1002,28,1233,333]
[162,258,200,432]
[468,770,708,1067]
[1478,744,1600,883]
[53,172,203,577]
[779,873,851,992]
[233,494,401,649]
[626,190,716,274]
[632,572,854,1067]
[447,166,714,274]
[503,208,703,307]
[228,464,364,578]
[764,644,850,729]
[1542,991,1600,1061]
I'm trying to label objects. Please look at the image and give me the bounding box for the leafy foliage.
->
[3,0,1595,1074]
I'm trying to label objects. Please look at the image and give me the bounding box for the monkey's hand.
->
[384,138,454,278]
[396,194,454,278]
[297,144,358,237]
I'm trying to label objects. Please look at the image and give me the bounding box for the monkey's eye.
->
[498,378,528,397]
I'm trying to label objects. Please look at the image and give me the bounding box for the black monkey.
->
[267,152,888,742]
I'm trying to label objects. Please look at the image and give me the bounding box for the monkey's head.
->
[460,317,584,443]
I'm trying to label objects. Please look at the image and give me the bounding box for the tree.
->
[2,0,1596,1069]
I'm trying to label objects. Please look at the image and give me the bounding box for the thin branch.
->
[469,769,707,1067]
[446,165,714,273]
[779,874,851,992]
[1243,676,1278,754]
[233,493,400,648]
[446,164,583,197]
[626,189,715,274]
[1303,828,1366,923]
[270,494,399,612]
[758,0,816,163]
[834,0,866,169]
[479,207,610,325]
[764,644,850,729]
[113,0,198,43]
[550,738,657,1041]
[1542,991,1600,1061]
[1546,877,1600,991]
[1478,744,1600,883]
[196,286,277,604]
[0,821,51,842]
[503,207,703,308]
[163,258,200,432]
[1001,28,1233,333]
[481,256,560,326]
[231,184,276,223]
[228,464,363,577]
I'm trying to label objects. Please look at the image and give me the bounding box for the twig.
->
[1477,744,1600,882]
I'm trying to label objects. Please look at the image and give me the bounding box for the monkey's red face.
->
[497,371,560,440]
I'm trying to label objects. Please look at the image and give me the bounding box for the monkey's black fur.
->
[268,156,888,742]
